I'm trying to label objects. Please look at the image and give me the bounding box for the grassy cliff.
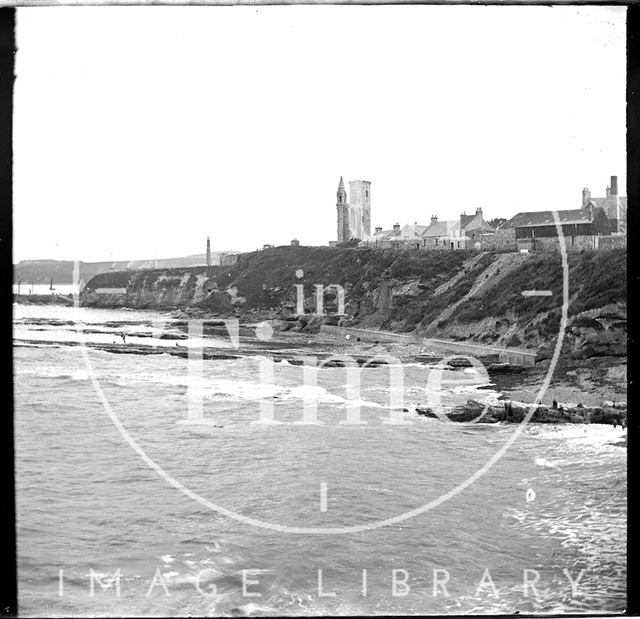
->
[82,246,626,355]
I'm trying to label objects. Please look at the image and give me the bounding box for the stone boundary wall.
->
[596,235,627,250]
[517,235,598,252]
[515,234,627,252]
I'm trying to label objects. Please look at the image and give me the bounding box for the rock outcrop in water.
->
[416,398,627,426]
[80,246,626,361]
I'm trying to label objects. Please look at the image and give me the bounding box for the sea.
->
[13,284,79,296]
[14,302,627,616]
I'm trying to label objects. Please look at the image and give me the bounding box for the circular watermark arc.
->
[74,215,569,535]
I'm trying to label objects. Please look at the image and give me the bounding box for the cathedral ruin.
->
[336,176,371,242]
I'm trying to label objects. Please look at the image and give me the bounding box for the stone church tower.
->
[336,177,349,241]
[336,177,371,242]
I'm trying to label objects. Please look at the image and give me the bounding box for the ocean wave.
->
[16,367,90,381]
[74,366,394,409]
[534,457,561,469]
[529,424,628,455]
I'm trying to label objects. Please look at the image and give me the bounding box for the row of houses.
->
[365,207,497,251]
[360,176,626,252]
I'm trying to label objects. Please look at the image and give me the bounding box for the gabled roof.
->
[587,196,627,210]
[422,220,457,237]
[458,213,496,233]
[460,214,475,229]
[365,229,400,242]
[399,224,428,238]
[468,222,496,233]
[502,208,597,228]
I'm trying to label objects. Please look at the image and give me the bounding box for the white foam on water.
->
[16,366,90,381]
[531,424,627,455]
[98,367,391,410]
[535,457,561,469]
[204,542,222,553]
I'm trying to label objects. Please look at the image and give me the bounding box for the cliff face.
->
[81,246,627,356]
[13,252,238,285]
[81,267,231,311]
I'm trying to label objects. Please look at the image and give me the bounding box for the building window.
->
[457,241,460,248]
[435,238,438,246]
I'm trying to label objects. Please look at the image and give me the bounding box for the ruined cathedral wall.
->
[349,180,371,238]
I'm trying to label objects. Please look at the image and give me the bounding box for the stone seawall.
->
[422,337,537,366]
[319,325,537,366]
[320,324,420,343]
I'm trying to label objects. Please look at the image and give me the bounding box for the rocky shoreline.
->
[291,328,628,428]
[415,398,627,426]
[14,304,627,429]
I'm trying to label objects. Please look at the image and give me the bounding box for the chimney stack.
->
[431,215,438,224]
[606,185,611,198]
[582,187,591,207]
[476,207,483,217]
[393,223,400,232]
[206,236,211,266]
[375,225,382,234]
[611,175,618,196]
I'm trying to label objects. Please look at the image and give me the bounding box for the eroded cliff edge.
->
[80,246,626,360]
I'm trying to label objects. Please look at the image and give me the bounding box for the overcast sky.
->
[14,5,626,262]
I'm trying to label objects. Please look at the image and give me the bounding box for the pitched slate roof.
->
[399,224,428,237]
[422,220,457,237]
[365,228,399,242]
[587,196,627,210]
[456,213,496,233]
[460,214,475,229]
[502,208,595,229]
[468,222,497,233]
